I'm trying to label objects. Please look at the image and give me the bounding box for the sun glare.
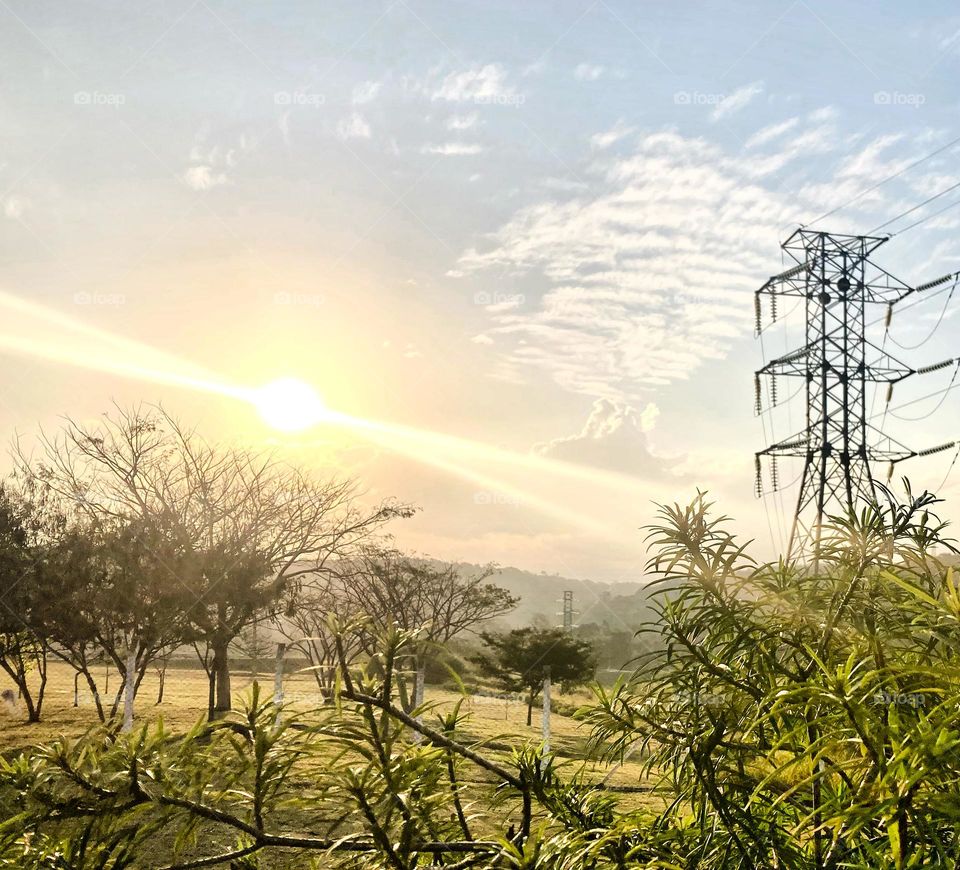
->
[253,377,327,432]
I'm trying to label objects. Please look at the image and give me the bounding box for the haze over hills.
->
[451,562,656,632]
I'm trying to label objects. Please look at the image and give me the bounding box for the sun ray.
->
[0,291,647,538]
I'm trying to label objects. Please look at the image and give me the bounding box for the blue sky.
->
[2,1,960,579]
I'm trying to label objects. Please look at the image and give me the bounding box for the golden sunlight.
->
[252,377,328,432]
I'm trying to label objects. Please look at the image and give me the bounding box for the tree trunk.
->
[526,689,534,727]
[206,664,215,721]
[156,666,165,705]
[212,638,232,717]
[82,667,106,722]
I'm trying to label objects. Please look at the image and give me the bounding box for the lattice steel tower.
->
[755,229,959,560]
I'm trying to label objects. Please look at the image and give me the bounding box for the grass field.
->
[1,662,665,867]
[0,660,661,797]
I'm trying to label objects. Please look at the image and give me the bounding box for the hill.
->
[450,562,656,633]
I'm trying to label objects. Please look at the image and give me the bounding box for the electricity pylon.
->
[755,228,959,561]
[559,591,576,630]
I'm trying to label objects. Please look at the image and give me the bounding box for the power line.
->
[865,278,956,330]
[869,178,960,234]
[891,195,960,237]
[887,275,958,350]
[869,374,960,422]
[805,132,960,228]
[888,361,960,421]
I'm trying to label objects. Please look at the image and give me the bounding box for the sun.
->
[252,377,327,432]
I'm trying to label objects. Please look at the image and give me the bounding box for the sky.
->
[2,0,960,581]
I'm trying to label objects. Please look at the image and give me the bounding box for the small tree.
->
[473,627,596,725]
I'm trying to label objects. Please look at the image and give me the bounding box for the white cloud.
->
[590,119,635,150]
[182,165,228,191]
[454,127,825,398]
[337,113,371,140]
[534,399,674,477]
[183,131,255,190]
[430,63,520,102]
[421,142,484,155]
[352,81,381,104]
[446,113,479,131]
[453,117,951,403]
[745,117,798,149]
[711,81,763,121]
[471,333,494,345]
[574,63,604,81]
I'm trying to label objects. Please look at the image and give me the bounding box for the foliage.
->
[0,486,48,722]
[13,406,410,719]
[473,627,597,726]
[7,487,960,868]
[583,485,960,868]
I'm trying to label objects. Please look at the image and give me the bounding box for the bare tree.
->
[277,572,365,699]
[15,406,411,718]
[337,550,517,711]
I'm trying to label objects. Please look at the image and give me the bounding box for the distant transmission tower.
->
[559,591,576,630]
[755,228,960,560]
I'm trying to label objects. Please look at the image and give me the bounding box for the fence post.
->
[541,666,551,756]
[274,643,286,706]
[122,640,137,733]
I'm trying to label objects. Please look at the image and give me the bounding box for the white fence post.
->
[541,667,551,756]
[122,640,137,733]
[274,643,286,706]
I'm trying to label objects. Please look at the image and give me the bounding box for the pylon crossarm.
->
[758,260,813,295]
[758,435,809,457]
[758,345,813,377]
